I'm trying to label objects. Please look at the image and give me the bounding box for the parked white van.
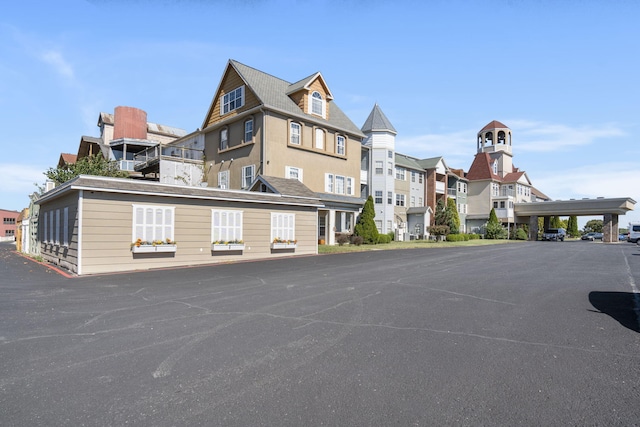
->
[628,222,640,243]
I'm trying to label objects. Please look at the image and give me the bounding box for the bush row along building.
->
[17,59,551,275]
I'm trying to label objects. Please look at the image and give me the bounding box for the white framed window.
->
[290,122,301,145]
[286,166,303,182]
[375,220,382,232]
[310,91,325,117]
[375,191,383,204]
[241,165,255,189]
[336,135,345,155]
[244,118,253,143]
[387,191,393,205]
[492,182,499,197]
[346,177,354,195]
[63,207,69,246]
[387,220,393,231]
[132,205,174,243]
[418,197,423,207]
[335,175,345,194]
[221,85,244,115]
[395,167,406,180]
[375,161,383,175]
[219,128,228,150]
[315,128,325,150]
[325,173,334,193]
[218,170,229,189]
[419,173,423,184]
[395,194,405,207]
[411,196,416,207]
[492,160,498,175]
[388,150,393,159]
[211,209,243,243]
[388,162,393,176]
[271,212,295,242]
[411,171,416,183]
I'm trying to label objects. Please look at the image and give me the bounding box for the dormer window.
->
[492,160,498,175]
[221,85,244,115]
[310,91,325,118]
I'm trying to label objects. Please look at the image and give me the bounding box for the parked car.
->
[581,232,603,241]
[619,233,628,241]
[542,228,566,241]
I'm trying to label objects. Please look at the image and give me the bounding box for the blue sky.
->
[2,0,639,227]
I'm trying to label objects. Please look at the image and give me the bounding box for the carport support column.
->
[602,213,618,243]
[529,215,539,241]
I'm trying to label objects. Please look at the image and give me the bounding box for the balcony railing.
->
[119,160,141,171]
[134,146,204,167]
[447,188,456,196]
[435,181,445,193]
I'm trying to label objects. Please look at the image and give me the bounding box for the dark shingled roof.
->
[361,104,397,134]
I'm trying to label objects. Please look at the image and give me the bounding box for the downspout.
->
[77,190,83,276]
[260,108,267,177]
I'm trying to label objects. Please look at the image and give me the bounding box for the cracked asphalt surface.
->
[1,240,639,426]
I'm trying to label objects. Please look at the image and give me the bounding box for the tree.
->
[44,153,128,185]
[354,196,379,244]
[584,219,603,233]
[485,208,507,239]
[446,197,460,234]
[567,215,580,237]
[434,200,451,228]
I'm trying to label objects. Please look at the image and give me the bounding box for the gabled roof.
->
[249,175,319,200]
[58,153,77,167]
[361,104,397,134]
[502,171,531,185]
[480,120,509,132]
[203,60,364,138]
[416,156,447,171]
[395,153,424,171]
[466,152,500,181]
[531,186,551,201]
[286,72,334,100]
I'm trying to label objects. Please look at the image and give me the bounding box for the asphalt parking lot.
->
[1,240,639,426]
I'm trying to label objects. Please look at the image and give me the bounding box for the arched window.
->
[315,128,325,150]
[310,91,325,117]
[492,160,498,175]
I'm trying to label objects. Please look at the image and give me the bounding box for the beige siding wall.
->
[78,191,317,275]
[467,181,492,215]
[204,68,261,128]
[264,112,361,195]
[205,112,263,189]
[39,192,79,274]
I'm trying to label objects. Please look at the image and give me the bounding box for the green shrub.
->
[336,234,350,246]
[387,231,395,241]
[514,228,528,240]
[351,235,364,246]
[467,234,481,240]
[377,234,392,244]
[428,225,450,237]
[446,234,466,242]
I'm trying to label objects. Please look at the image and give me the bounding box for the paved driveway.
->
[1,241,639,426]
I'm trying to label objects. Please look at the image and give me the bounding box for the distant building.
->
[0,209,19,242]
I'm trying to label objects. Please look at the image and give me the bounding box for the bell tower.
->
[477,120,513,177]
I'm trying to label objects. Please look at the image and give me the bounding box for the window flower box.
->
[211,243,245,252]
[131,238,177,253]
[131,244,177,253]
[271,239,297,250]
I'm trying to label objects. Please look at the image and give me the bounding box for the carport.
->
[514,197,636,242]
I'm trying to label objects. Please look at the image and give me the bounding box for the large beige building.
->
[199,60,366,245]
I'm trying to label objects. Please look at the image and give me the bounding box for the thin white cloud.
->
[507,119,626,152]
[396,128,476,166]
[41,50,75,80]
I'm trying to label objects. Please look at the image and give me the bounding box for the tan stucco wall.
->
[76,191,317,275]
[467,180,492,216]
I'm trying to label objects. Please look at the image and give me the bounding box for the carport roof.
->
[514,197,636,217]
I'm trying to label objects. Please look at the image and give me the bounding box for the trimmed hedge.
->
[377,234,392,244]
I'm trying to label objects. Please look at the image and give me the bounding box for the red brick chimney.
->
[113,106,147,140]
